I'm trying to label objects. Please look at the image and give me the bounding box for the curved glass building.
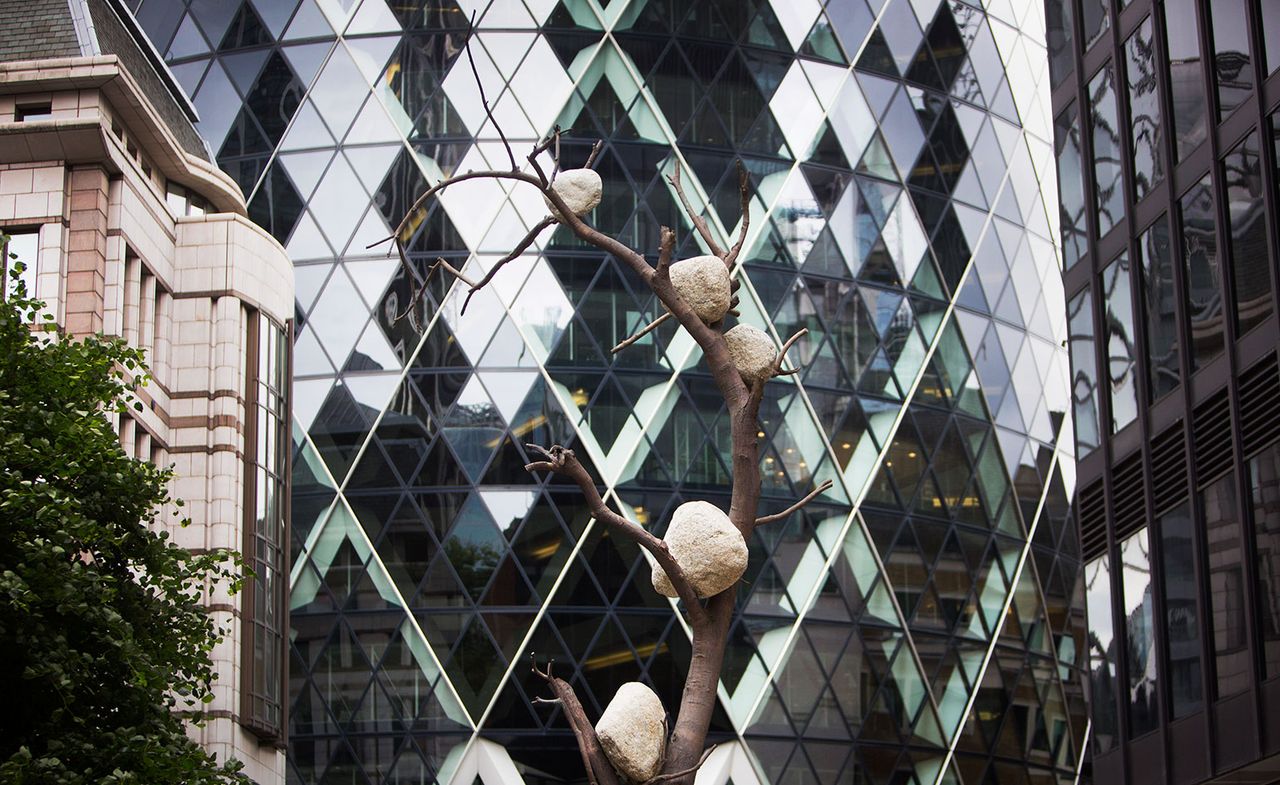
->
[133,0,1087,782]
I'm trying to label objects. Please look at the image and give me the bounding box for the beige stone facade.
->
[0,54,292,785]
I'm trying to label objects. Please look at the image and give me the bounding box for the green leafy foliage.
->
[0,240,250,784]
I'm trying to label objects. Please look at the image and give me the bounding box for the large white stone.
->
[652,500,748,598]
[724,324,777,383]
[596,682,666,783]
[544,168,602,220]
[668,255,731,324]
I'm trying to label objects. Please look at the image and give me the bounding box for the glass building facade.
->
[132,0,1085,782]
[1048,0,1280,783]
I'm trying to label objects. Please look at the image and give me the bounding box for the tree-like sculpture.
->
[374,30,832,785]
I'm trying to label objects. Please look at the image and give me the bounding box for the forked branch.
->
[460,215,557,313]
[532,657,620,785]
[667,161,724,258]
[723,160,751,269]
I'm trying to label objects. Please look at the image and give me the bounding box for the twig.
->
[463,11,517,171]
[373,170,547,248]
[610,312,671,354]
[654,225,676,281]
[584,139,605,168]
[754,480,834,526]
[667,161,724,258]
[644,746,717,784]
[528,127,561,188]
[532,656,617,785]
[460,215,556,313]
[748,328,809,411]
[723,160,751,269]
[524,444,710,629]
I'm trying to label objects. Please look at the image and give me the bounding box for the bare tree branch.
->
[532,657,619,785]
[460,215,557,314]
[527,127,561,188]
[584,139,605,168]
[611,312,671,354]
[524,444,710,629]
[722,160,751,269]
[462,11,517,171]
[667,161,724,258]
[654,225,676,282]
[643,746,716,785]
[754,480,835,527]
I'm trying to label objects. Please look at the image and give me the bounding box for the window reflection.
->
[1159,503,1204,717]
[1086,555,1119,753]
[1251,444,1280,678]
[1164,0,1207,161]
[1126,18,1164,200]
[1101,254,1138,433]
[1266,0,1280,75]
[1068,288,1100,458]
[1223,131,1272,336]
[1180,175,1224,370]
[1056,105,1088,269]
[1121,528,1158,737]
[1045,0,1075,89]
[1210,0,1253,121]
[1139,219,1180,400]
[1090,65,1125,238]
[1203,473,1250,697]
[1082,0,1110,50]
[2,231,38,301]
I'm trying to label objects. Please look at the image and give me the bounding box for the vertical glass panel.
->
[1102,254,1139,433]
[1057,104,1089,269]
[1121,527,1158,737]
[1203,473,1250,697]
[1160,502,1204,717]
[1266,0,1280,75]
[2,231,38,300]
[1139,218,1181,400]
[1223,131,1273,336]
[1046,0,1076,89]
[1180,175,1224,369]
[1209,0,1254,121]
[1082,0,1111,50]
[1090,65,1126,238]
[1086,555,1120,753]
[1068,288,1101,458]
[1251,443,1280,678]
[1164,0,1207,160]
[1126,18,1164,199]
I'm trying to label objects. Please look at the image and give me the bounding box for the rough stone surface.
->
[596,682,666,783]
[668,255,731,324]
[544,168,602,219]
[724,324,777,383]
[652,500,748,598]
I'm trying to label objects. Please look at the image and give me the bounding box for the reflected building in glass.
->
[1047,0,1280,783]
[131,0,1085,782]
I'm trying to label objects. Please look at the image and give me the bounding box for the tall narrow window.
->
[1223,131,1272,336]
[1139,218,1180,400]
[1160,502,1204,717]
[1180,175,1224,369]
[1069,288,1101,458]
[1126,18,1164,199]
[1087,555,1120,753]
[1046,0,1076,89]
[1250,444,1280,679]
[1102,254,1139,432]
[1164,0,1207,160]
[1203,473,1249,697]
[242,314,289,739]
[1090,65,1126,238]
[1209,0,1253,120]
[1,231,38,301]
[1082,0,1111,50]
[1265,0,1280,75]
[1056,105,1088,268]
[1122,528,1159,736]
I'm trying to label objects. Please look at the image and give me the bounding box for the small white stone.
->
[596,682,666,783]
[652,500,748,599]
[544,168,602,220]
[668,255,731,324]
[724,324,776,383]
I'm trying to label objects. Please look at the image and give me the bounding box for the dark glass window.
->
[1203,473,1250,698]
[1139,218,1180,400]
[14,103,53,122]
[1180,175,1224,369]
[1069,288,1101,458]
[1087,554,1120,753]
[1265,0,1280,74]
[1090,65,1126,238]
[1056,104,1089,268]
[1046,0,1076,89]
[1122,527,1159,737]
[1253,443,1280,679]
[1223,131,1273,336]
[1164,0,1207,160]
[1102,254,1139,432]
[1082,0,1111,50]
[1160,502,1204,717]
[1126,18,1164,199]
[1209,0,1254,121]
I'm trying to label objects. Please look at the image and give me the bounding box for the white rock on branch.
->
[668,255,731,324]
[652,500,748,598]
[724,324,777,384]
[596,682,666,783]
[544,168,602,220]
